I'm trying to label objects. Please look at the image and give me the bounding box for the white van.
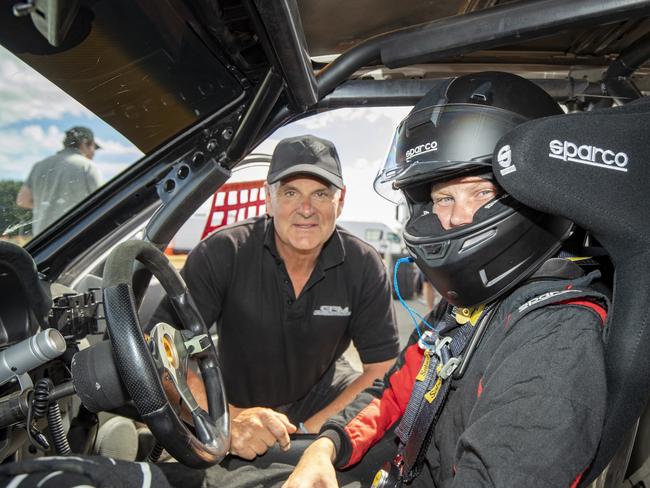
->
[338,220,404,258]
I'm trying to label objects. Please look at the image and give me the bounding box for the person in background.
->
[16,126,101,236]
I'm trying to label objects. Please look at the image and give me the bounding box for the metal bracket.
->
[434,336,452,358]
[184,334,212,356]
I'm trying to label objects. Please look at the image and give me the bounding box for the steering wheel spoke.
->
[150,321,209,419]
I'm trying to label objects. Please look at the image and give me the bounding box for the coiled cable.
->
[31,377,51,419]
[27,377,72,455]
[25,378,52,451]
[47,400,71,455]
[146,442,164,463]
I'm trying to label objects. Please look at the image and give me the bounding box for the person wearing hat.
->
[16,126,102,235]
[151,134,399,462]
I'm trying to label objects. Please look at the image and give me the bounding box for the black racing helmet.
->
[375,72,574,308]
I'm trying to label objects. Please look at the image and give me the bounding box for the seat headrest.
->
[493,97,650,485]
[493,97,650,258]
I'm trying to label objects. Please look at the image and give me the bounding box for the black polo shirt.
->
[156,215,399,408]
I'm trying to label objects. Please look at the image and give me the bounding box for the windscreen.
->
[0,0,243,244]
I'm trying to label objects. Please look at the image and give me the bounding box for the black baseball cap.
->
[267,135,344,188]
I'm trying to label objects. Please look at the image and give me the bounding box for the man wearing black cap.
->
[153,134,399,462]
[17,126,102,235]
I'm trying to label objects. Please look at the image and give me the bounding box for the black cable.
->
[47,401,71,455]
[50,382,76,401]
[25,394,49,451]
[26,378,74,454]
[31,378,51,419]
[25,378,53,452]
[146,442,164,463]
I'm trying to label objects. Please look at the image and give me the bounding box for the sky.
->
[0,44,411,230]
[0,45,143,183]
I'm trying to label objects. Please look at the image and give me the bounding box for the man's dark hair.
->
[63,126,98,149]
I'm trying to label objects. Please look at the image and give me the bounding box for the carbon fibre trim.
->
[103,283,167,413]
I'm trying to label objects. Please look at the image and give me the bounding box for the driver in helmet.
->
[282,72,608,488]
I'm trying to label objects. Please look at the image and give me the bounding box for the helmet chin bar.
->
[405,207,573,308]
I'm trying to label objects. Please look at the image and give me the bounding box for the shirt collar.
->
[263,215,345,269]
[59,147,82,155]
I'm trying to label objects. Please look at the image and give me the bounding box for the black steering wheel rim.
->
[102,240,229,468]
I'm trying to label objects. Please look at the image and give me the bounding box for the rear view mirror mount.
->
[13,0,80,47]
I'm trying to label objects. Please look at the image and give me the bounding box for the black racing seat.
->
[0,241,51,345]
[492,97,650,486]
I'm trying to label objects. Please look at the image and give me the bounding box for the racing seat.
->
[493,97,650,487]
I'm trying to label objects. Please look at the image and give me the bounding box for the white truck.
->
[337,220,404,258]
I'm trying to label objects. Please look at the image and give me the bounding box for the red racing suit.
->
[320,262,608,487]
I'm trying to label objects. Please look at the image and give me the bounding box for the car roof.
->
[301,0,650,76]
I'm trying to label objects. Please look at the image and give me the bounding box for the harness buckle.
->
[434,336,452,357]
[433,336,460,380]
[439,357,460,380]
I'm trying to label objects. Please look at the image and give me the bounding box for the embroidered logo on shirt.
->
[313,305,352,317]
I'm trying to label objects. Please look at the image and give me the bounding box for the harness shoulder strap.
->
[501,270,609,332]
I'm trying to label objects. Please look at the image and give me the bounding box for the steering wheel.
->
[101,240,229,468]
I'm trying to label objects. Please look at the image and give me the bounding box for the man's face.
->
[79,140,97,160]
[267,175,345,255]
[430,176,498,230]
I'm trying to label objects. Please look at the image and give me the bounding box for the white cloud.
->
[294,107,410,131]
[21,124,64,151]
[250,137,278,156]
[0,47,93,126]
[340,161,400,226]
[96,139,143,158]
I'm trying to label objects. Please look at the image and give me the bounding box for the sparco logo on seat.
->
[548,140,629,172]
[406,141,438,161]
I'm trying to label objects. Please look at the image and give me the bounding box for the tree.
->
[0,180,32,238]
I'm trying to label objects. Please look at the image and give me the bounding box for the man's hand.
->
[15,185,33,209]
[282,437,338,488]
[230,407,297,460]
